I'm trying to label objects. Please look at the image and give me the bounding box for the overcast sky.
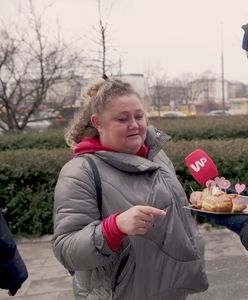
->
[1,0,248,83]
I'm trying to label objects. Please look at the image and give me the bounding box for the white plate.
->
[184,195,248,215]
[184,205,248,215]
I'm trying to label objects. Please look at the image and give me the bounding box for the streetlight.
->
[221,22,225,112]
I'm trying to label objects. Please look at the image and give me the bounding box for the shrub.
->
[1,116,248,235]
[1,115,248,151]
[0,129,66,151]
[164,138,248,195]
[0,148,71,236]
[151,115,248,140]
[1,138,248,236]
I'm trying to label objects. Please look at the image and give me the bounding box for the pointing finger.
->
[138,205,166,216]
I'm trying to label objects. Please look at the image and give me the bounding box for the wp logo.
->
[190,157,207,172]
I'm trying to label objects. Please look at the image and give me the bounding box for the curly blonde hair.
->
[65,77,142,148]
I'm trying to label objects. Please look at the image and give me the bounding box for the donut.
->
[189,189,247,213]
[231,195,247,213]
[202,192,232,212]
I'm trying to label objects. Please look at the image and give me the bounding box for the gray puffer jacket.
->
[52,126,208,300]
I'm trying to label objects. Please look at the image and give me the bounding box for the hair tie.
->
[102,74,108,80]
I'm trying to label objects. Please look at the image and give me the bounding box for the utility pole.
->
[118,57,122,76]
[221,22,225,111]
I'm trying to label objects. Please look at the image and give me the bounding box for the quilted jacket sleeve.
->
[52,157,117,272]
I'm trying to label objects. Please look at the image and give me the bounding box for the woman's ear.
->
[91,114,102,132]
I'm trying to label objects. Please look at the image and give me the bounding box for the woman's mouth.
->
[127,133,140,137]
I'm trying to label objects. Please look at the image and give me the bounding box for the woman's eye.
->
[135,114,144,120]
[117,118,128,122]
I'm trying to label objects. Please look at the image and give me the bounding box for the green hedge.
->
[0,148,71,236]
[0,129,67,151]
[151,115,248,140]
[1,138,248,236]
[164,138,248,195]
[1,115,248,151]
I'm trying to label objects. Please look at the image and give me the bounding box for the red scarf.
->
[73,137,149,158]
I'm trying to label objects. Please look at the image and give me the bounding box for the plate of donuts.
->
[186,188,248,214]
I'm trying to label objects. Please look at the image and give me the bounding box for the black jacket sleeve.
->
[0,212,28,296]
[240,222,248,251]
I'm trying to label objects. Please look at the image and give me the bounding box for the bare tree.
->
[97,0,107,76]
[175,73,204,108]
[85,0,119,77]
[0,1,84,132]
[145,67,169,117]
[172,70,216,112]
[186,70,217,112]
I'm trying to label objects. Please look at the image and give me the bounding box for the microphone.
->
[185,148,219,186]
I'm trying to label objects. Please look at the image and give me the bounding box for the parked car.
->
[27,120,52,128]
[161,111,187,118]
[207,110,232,116]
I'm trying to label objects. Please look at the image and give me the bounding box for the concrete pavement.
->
[189,225,248,300]
[0,235,74,300]
[0,225,248,300]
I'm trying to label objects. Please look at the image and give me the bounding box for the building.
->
[229,97,248,115]
[190,78,228,104]
[189,78,248,113]
[228,81,248,98]
[83,73,149,109]
[46,76,83,107]
[119,73,148,98]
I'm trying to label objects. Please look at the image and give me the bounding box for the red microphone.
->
[185,148,219,186]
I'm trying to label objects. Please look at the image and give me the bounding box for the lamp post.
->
[221,22,225,111]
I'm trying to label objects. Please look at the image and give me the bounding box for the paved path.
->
[0,236,74,300]
[1,226,248,300]
[188,226,248,300]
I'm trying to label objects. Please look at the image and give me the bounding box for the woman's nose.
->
[128,118,139,128]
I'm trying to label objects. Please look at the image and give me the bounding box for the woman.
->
[52,77,208,300]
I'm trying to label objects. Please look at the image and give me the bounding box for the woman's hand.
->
[116,205,166,235]
[196,211,248,235]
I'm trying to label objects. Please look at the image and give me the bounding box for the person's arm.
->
[196,212,248,250]
[0,212,28,295]
[52,158,118,272]
[241,23,248,58]
[196,187,248,250]
[240,222,248,250]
